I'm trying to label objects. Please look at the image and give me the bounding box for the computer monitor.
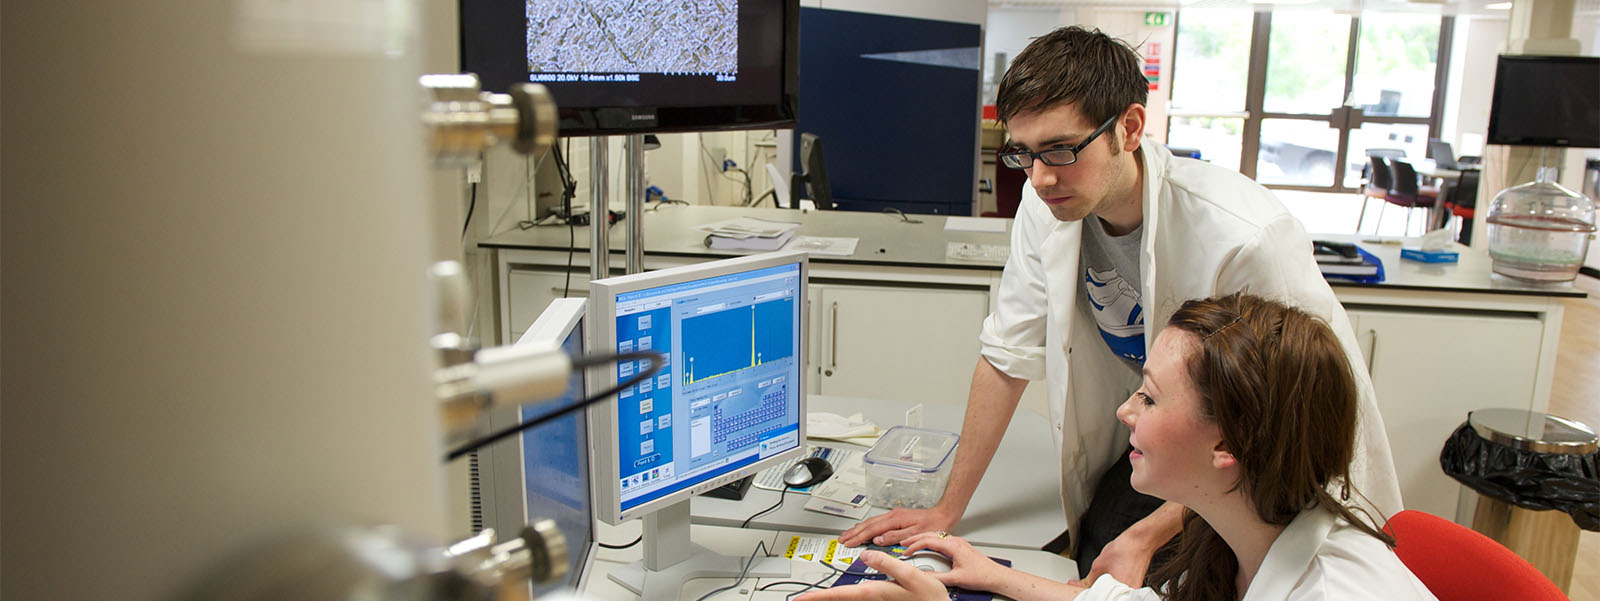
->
[790,132,833,210]
[460,0,799,136]
[1428,138,1460,170]
[479,298,595,595]
[589,251,808,598]
[1486,55,1600,148]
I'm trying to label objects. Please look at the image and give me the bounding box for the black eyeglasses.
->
[998,113,1120,170]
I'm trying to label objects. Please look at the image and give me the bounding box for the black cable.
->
[444,349,665,461]
[692,540,771,601]
[741,484,792,528]
[598,535,643,550]
[461,182,477,240]
[749,188,775,208]
[551,140,578,297]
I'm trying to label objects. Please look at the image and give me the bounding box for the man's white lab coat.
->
[978,142,1404,535]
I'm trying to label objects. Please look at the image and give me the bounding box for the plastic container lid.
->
[863,425,960,473]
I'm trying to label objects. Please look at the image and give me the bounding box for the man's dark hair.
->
[995,26,1148,126]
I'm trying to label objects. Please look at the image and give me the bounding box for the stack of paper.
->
[697,216,801,251]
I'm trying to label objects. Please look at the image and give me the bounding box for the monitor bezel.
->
[587,250,809,524]
[502,297,593,589]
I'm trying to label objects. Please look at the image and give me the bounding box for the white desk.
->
[690,395,1067,550]
[579,523,1078,601]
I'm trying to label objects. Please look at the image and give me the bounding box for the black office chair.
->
[1356,156,1396,234]
[1381,160,1440,237]
[1445,170,1481,245]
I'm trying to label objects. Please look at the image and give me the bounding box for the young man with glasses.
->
[840,25,1402,589]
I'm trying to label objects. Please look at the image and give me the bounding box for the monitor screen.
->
[460,0,799,135]
[481,298,593,593]
[1486,55,1600,148]
[589,251,807,523]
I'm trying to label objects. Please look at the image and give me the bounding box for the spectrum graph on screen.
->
[607,262,803,512]
[683,298,795,385]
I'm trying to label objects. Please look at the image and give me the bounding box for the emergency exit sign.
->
[1145,12,1169,26]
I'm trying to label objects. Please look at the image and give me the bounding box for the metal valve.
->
[420,74,557,167]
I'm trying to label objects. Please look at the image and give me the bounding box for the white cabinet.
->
[806,283,989,405]
[505,268,590,342]
[1347,307,1544,519]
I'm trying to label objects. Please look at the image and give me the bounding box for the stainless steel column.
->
[625,134,646,274]
[590,136,610,281]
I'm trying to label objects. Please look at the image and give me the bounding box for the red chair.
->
[1383,509,1568,601]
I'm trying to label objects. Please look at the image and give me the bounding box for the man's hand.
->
[1075,529,1157,589]
[1074,502,1183,588]
[838,505,958,547]
[795,551,949,601]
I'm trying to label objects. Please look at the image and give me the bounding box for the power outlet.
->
[708,146,727,170]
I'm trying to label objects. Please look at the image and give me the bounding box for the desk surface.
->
[480,204,1014,271]
[690,395,1067,551]
[581,524,1078,601]
[484,204,1582,299]
[1319,234,1587,298]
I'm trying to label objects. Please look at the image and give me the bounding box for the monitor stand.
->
[607,501,790,599]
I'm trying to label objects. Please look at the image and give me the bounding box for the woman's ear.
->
[1211,439,1237,470]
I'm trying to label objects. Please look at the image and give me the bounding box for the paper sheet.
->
[943,216,1008,233]
[782,535,873,570]
[789,236,859,256]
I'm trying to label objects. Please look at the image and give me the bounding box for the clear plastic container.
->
[863,426,960,509]
[1485,166,1597,283]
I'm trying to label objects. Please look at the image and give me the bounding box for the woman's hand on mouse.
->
[899,531,1008,592]
[795,550,947,601]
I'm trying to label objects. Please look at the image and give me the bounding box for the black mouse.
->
[782,457,834,488]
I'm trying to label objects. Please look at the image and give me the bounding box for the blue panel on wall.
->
[795,8,980,215]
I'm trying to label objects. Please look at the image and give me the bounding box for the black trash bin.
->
[1440,408,1599,593]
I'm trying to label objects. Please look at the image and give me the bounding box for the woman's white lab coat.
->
[1074,509,1439,601]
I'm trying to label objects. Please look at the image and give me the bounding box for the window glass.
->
[1167,116,1243,172]
[1257,118,1339,186]
[1343,122,1430,188]
[1349,14,1440,118]
[1170,10,1253,113]
[1264,11,1353,115]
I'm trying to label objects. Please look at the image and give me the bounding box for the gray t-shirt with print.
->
[1078,216,1146,370]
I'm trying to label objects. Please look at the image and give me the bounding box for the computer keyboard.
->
[946,242,1010,263]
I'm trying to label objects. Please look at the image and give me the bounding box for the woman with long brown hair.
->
[803,293,1435,601]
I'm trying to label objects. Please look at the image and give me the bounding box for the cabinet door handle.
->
[1365,328,1378,374]
[830,301,839,371]
[550,286,589,297]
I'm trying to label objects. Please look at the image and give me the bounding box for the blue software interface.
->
[521,324,590,593]
[613,263,803,511]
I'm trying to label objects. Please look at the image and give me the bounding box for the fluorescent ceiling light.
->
[1485,2,1512,8]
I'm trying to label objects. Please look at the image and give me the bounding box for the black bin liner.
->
[1440,423,1600,531]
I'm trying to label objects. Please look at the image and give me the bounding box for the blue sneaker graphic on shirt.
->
[1084,267,1145,364]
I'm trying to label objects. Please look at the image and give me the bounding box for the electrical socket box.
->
[708,146,727,171]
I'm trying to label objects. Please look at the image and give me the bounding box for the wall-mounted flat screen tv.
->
[461,0,799,136]
[1486,55,1600,148]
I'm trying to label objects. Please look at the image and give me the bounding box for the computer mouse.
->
[903,550,954,573]
[782,457,834,488]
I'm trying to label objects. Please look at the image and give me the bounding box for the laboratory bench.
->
[478,204,1586,526]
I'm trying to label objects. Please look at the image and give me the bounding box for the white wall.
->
[984,7,1065,105]
[1072,8,1176,144]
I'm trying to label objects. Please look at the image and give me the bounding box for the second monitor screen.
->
[612,263,803,511]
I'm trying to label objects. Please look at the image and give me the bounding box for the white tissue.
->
[808,411,880,441]
[1419,228,1453,251]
